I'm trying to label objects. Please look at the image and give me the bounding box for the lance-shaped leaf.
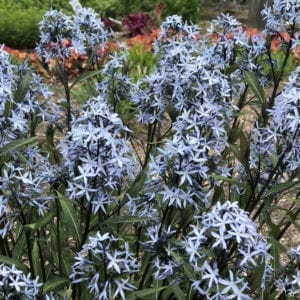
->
[244,71,265,104]
[57,192,81,244]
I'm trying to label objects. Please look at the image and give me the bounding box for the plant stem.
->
[55,197,63,274]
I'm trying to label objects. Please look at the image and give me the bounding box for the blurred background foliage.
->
[0,0,202,49]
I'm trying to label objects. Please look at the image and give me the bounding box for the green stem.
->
[55,198,63,274]
[80,203,93,249]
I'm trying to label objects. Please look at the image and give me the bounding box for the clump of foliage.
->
[0,1,299,299]
[0,7,44,49]
[0,0,72,49]
[122,13,152,36]
[161,0,201,23]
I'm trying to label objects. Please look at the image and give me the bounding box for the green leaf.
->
[127,170,147,197]
[264,181,300,198]
[32,239,43,279]
[240,131,250,163]
[102,216,151,225]
[50,227,59,267]
[263,210,280,237]
[57,192,81,244]
[211,175,243,187]
[12,231,26,261]
[224,64,239,75]
[14,70,32,103]
[244,71,265,104]
[0,137,37,157]
[169,284,186,299]
[23,211,55,231]
[269,237,285,277]
[127,287,167,300]
[55,63,68,88]
[249,263,264,293]
[42,276,69,294]
[0,255,26,271]
[70,69,102,89]
[61,249,72,276]
[230,144,249,169]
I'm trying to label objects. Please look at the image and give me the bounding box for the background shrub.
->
[0,0,72,49]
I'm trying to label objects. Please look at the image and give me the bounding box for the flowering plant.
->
[0,1,299,299]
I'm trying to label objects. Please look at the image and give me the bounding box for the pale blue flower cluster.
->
[0,47,57,145]
[262,0,300,32]
[246,66,299,183]
[97,50,135,109]
[36,7,111,61]
[0,264,41,299]
[184,201,272,299]
[130,16,236,214]
[0,147,55,238]
[60,96,137,213]
[72,7,110,55]
[142,225,179,280]
[70,232,138,299]
[275,245,300,297]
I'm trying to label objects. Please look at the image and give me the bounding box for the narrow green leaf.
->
[264,181,300,198]
[61,249,72,276]
[0,137,37,157]
[249,263,264,293]
[230,144,249,169]
[0,255,26,271]
[127,170,147,197]
[169,250,196,281]
[12,231,26,261]
[50,227,59,267]
[263,211,280,237]
[170,284,186,299]
[32,239,43,279]
[269,237,285,277]
[57,192,81,243]
[127,287,166,300]
[240,131,250,163]
[55,63,68,88]
[14,71,32,103]
[244,71,265,103]
[42,276,69,294]
[211,175,243,187]
[23,211,55,231]
[70,69,102,89]
[102,216,151,225]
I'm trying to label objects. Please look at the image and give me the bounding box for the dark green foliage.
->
[162,0,202,23]
[0,0,72,49]
[0,7,44,49]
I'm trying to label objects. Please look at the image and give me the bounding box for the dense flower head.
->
[36,7,111,61]
[70,232,138,299]
[36,10,73,61]
[97,50,135,107]
[262,0,300,32]
[133,14,236,129]
[60,95,137,213]
[0,48,57,145]
[275,245,300,297]
[142,225,180,280]
[184,201,272,298]
[0,147,55,238]
[247,67,300,176]
[158,15,200,41]
[0,46,15,102]
[0,264,42,299]
[72,7,111,55]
